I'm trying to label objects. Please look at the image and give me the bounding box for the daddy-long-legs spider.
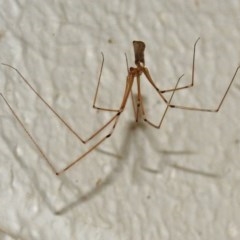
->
[0,39,239,175]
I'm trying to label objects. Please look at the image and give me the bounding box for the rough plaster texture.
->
[0,1,240,240]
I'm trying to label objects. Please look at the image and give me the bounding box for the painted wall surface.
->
[0,1,240,239]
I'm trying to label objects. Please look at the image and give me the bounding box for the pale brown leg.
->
[92,53,120,112]
[1,63,122,143]
[57,112,122,175]
[125,53,139,121]
[141,38,198,100]
[168,66,240,112]
[1,61,136,174]
[58,73,136,174]
[0,92,123,175]
[143,74,184,128]
[130,90,137,121]
[160,38,200,93]
[0,93,56,174]
[162,38,240,112]
[142,43,240,113]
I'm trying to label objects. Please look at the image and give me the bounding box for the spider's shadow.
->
[54,112,222,214]
[53,119,160,214]
[54,121,139,215]
[140,121,222,179]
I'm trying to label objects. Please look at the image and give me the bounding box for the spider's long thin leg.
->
[1,63,135,174]
[143,74,184,128]
[93,53,121,112]
[142,62,240,113]
[160,38,200,93]
[125,53,130,73]
[2,58,135,175]
[1,63,86,143]
[1,63,122,143]
[153,38,240,112]
[124,53,138,120]
[168,66,240,112]
[130,89,137,120]
[142,67,171,104]
[58,74,135,174]
[0,93,56,174]
[135,75,141,122]
[0,91,122,174]
[57,112,122,175]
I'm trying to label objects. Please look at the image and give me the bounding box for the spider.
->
[1,39,239,175]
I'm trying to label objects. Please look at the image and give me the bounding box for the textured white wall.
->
[0,1,240,240]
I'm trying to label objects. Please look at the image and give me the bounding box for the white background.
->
[0,1,240,239]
